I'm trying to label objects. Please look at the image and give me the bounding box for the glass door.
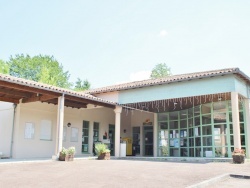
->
[109,124,115,156]
[132,127,140,155]
[144,126,153,156]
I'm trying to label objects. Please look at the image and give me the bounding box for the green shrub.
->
[95,143,110,156]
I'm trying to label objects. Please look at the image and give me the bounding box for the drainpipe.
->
[10,104,17,158]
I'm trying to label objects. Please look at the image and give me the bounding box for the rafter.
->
[0,80,61,97]
[0,87,33,98]
[0,96,19,104]
[22,95,58,103]
[65,95,115,109]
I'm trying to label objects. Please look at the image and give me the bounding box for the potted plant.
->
[232,148,245,164]
[59,147,68,161]
[95,143,110,160]
[65,146,76,161]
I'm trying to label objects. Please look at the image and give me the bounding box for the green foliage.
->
[67,146,76,155]
[74,78,91,91]
[0,60,9,74]
[95,143,110,156]
[232,148,245,156]
[60,147,68,156]
[7,54,72,88]
[150,63,172,79]
[60,146,76,156]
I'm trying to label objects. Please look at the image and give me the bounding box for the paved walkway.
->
[0,159,250,187]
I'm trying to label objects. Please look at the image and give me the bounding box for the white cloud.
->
[129,71,151,82]
[159,30,168,37]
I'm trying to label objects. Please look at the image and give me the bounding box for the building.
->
[0,67,250,159]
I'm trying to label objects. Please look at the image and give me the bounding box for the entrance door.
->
[109,124,115,156]
[144,126,153,156]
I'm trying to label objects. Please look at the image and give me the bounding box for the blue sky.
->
[1,1,250,88]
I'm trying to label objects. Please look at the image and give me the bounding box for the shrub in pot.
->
[95,143,110,160]
[65,146,76,161]
[59,147,68,161]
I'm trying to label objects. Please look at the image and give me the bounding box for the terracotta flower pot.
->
[59,152,66,161]
[98,152,110,160]
[65,154,74,161]
[232,155,245,164]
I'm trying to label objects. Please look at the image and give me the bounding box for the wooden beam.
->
[0,80,61,97]
[45,98,88,109]
[22,95,58,103]
[65,100,87,108]
[65,95,115,109]
[0,96,19,104]
[0,88,33,98]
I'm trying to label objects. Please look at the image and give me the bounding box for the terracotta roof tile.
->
[87,67,250,94]
[0,73,117,106]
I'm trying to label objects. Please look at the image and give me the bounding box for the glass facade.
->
[157,101,246,158]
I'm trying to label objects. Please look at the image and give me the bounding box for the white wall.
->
[1,100,155,159]
[120,111,131,138]
[95,92,119,103]
[0,102,14,158]
[12,101,115,159]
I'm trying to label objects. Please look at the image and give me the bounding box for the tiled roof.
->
[0,73,117,106]
[87,68,250,94]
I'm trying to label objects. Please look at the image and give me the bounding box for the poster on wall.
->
[40,120,52,140]
[195,128,199,136]
[24,122,35,139]
[63,126,67,141]
[174,139,179,147]
[170,139,174,147]
[71,127,78,142]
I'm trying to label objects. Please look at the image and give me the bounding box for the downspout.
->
[10,104,17,158]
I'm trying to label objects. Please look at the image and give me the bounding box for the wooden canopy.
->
[0,74,116,109]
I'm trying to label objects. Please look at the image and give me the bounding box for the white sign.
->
[24,122,35,139]
[40,120,52,140]
[71,127,79,142]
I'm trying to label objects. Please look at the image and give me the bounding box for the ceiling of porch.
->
[122,92,233,113]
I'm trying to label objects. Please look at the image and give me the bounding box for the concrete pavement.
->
[0,159,250,187]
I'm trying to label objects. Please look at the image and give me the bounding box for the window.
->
[82,121,89,153]
[93,122,99,142]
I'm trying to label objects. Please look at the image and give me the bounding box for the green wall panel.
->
[119,75,239,104]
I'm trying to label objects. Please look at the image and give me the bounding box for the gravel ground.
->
[0,159,250,188]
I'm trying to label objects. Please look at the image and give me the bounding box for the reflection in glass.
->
[195,147,201,157]
[203,136,212,146]
[215,147,228,157]
[169,111,179,120]
[158,113,168,121]
[214,135,227,147]
[202,125,212,135]
[180,120,187,128]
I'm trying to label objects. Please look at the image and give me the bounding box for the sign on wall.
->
[40,120,52,140]
[24,122,35,139]
[71,127,78,142]
[63,126,67,142]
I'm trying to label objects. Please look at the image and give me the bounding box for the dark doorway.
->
[109,124,115,156]
[144,126,153,156]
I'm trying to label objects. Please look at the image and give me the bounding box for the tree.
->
[7,54,72,88]
[150,63,172,79]
[0,60,9,74]
[74,78,91,91]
